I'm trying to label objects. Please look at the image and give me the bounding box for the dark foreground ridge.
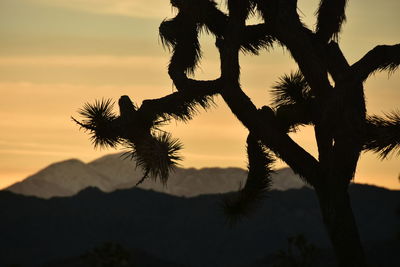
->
[0,184,399,266]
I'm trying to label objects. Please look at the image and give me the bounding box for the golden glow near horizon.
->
[0,0,399,190]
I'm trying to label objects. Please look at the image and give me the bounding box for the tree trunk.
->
[317,188,367,267]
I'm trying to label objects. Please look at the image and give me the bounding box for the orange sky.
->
[0,0,399,190]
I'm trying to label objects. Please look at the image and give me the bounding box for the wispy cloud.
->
[30,0,175,19]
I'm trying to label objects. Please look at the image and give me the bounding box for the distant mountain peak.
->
[5,153,308,199]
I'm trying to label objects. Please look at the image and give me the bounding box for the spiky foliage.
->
[158,93,215,122]
[267,72,316,133]
[351,44,400,81]
[73,94,207,184]
[140,92,216,123]
[223,136,274,224]
[372,45,400,75]
[364,111,400,159]
[160,13,202,76]
[169,0,229,38]
[124,132,183,185]
[199,2,228,37]
[271,71,313,108]
[240,24,275,55]
[316,0,348,42]
[72,99,119,148]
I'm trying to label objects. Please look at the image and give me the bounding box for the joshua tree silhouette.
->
[74,1,400,266]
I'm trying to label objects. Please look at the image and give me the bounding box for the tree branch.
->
[254,0,333,98]
[315,0,348,42]
[324,42,366,186]
[275,102,315,132]
[325,41,350,82]
[351,44,400,82]
[161,1,275,90]
[215,13,321,187]
[138,79,221,122]
[221,82,321,187]
[240,23,275,54]
[223,133,274,224]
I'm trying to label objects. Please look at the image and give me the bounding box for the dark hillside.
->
[0,185,398,266]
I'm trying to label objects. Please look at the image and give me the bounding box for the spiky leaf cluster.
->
[124,132,183,186]
[223,136,275,224]
[74,96,184,184]
[72,99,119,148]
[364,111,400,159]
[270,71,315,131]
[271,71,313,108]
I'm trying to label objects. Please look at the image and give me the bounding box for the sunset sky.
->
[0,0,399,190]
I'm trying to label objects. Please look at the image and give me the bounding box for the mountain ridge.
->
[5,153,308,198]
